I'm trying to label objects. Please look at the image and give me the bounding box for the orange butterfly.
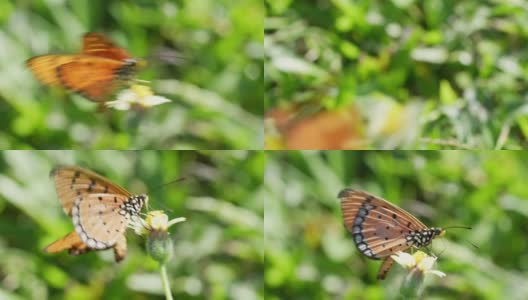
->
[44,166,147,262]
[27,33,145,105]
[339,189,445,279]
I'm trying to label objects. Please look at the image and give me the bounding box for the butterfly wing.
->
[48,166,139,262]
[26,55,82,86]
[76,193,129,246]
[56,57,126,101]
[44,231,91,255]
[74,193,131,261]
[339,188,428,259]
[27,33,139,103]
[51,166,131,216]
[27,54,125,102]
[82,32,131,61]
[44,193,131,262]
[339,188,431,279]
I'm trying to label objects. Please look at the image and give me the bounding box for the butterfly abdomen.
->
[114,58,139,81]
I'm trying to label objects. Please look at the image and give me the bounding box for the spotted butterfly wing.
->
[339,188,444,279]
[44,166,147,262]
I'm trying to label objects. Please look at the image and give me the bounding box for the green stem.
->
[399,269,424,299]
[160,264,173,300]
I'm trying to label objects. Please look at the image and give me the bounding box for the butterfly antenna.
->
[146,194,173,213]
[151,177,186,191]
[466,240,479,250]
[443,225,472,230]
[148,177,187,213]
[424,244,440,258]
[437,239,447,256]
[444,225,479,249]
[156,202,173,213]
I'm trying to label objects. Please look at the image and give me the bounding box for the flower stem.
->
[160,264,173,300]
[399,269,423,299]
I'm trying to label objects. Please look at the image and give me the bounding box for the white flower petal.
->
[132,217,149,235]
[106,86,171,110]
[151,213,169,230]
[418,256,437,271]
[425,270,446,278]
[116,89,137,101]
[391,251,416,268]
[167,217,186,228]
[105,100,131,110]
[139,95,172,107]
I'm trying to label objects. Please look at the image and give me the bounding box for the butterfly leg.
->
[96,102,108,113]
[378,252,440,280]
[69,245,91,256]
[424,245,434,256]
[377,256,396,280]
[113,235,127,262]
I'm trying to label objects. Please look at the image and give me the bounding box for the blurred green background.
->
[265,151,528,299]
[0,150,263,300]
[265,1,528,149]
[0,0,263,149]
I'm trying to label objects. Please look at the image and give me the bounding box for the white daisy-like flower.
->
[106,84,171,111]
[391,251,446,278]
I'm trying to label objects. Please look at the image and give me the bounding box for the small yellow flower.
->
[106,84,171,111]
[391,251,446,278]
[147,211,170,231]
[133,210,186,235]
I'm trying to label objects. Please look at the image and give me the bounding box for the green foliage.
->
[265,151,528,299]
[0,150,264,299]
[0,0,263,149]
[265,1,528,149]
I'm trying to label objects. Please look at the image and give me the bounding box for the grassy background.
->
[265,1,528,149]
[0,150,263,300]
[0,0,263,149]
[265,151,528,299]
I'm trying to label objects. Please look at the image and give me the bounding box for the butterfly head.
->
[115,58,146,82]
[123,194,148,216]
[408,227,445,247]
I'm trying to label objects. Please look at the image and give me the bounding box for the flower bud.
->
[146,229,173,264]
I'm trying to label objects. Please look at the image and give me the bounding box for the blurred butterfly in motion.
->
[44,166,148,262]
[26,33,145,106]
[339,189,445,279]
